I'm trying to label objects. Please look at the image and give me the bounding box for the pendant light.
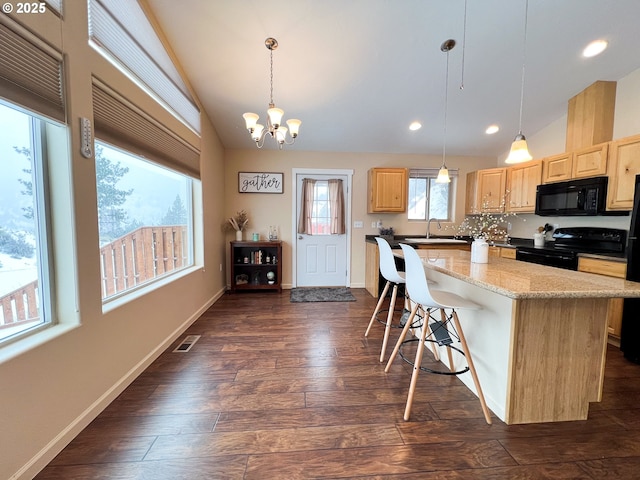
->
[436,39,456,184]
[505,0,532,164]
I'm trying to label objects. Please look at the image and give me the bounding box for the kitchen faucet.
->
[426,218,442,238]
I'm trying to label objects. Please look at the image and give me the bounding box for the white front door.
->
[293,170,352,287]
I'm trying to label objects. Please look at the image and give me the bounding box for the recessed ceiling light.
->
[583,39,608,58]
[409,121,422,131]
[485,125,499,134]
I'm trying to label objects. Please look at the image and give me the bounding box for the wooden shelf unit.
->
[230,241,282,293]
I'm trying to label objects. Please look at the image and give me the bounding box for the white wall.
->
[0,5,227,480]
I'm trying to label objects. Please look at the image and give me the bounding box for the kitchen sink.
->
[402,238,468,245]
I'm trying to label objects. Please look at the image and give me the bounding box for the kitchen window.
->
[407,169,456,221]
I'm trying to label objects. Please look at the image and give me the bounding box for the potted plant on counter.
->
[379,226,395,242]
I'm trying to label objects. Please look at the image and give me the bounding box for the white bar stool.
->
[364,237,414,362]
[385,244,492,424]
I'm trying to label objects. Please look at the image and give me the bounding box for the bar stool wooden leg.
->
[365,281,390,337]
[451,310,492,425]
[404,312,430,421]
[379,284,398,362]
[384,303,418,373]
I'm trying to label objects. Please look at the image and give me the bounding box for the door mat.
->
[290,287,356,303]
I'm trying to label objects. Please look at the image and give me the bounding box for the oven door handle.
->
[516,249,575,262]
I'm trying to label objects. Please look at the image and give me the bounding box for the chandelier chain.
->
[269,47,274,106]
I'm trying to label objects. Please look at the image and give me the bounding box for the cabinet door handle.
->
[298,235,303,240]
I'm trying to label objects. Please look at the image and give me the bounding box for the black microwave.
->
[535,176,607,216]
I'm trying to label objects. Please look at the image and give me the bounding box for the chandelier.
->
[242,37,301,149]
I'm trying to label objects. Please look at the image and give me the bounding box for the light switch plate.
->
[353,221,363,228]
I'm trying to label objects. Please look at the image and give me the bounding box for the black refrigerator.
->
[621,174,640,364]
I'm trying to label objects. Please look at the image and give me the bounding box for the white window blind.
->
[92,80,200,179]
[409,168,459,178]
[88,0,200,134]
[0,22,64,122]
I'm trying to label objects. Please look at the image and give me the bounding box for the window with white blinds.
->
[88,0,200,134]
[0,22,64,122]
[92,80,200,179]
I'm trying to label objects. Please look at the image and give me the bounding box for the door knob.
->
[298,235,303,240]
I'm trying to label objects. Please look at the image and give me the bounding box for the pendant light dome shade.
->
[505,132,533,164]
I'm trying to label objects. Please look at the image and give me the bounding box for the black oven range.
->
[515,227,627,271]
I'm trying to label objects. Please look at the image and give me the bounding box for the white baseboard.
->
[13,287,226,480]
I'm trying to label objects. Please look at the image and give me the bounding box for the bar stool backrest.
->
[399,243,439,308]
[375,237,405,284]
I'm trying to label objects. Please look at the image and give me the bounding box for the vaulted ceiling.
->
[148,0,640,157]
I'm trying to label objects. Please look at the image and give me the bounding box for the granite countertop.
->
[395,248,640,300]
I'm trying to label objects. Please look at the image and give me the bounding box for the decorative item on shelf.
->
[269,225,279,241]
[242,37,301,149]
[235,274,249,285]
[252,272,260,285]
[267,271,276,284]
[224,209,250,241]
[252,232,260,241]
[378,226,394,242]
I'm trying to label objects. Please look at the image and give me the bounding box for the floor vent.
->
[173,334,201,352]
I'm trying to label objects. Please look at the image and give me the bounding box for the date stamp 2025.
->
[2,2,47,14]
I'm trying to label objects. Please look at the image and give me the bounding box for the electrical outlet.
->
[371,221,377,228]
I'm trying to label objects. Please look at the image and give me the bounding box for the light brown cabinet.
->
[572,142,609,178]
[577,256,626,339]
[606,133,640,210]
[365,241,380,297]
[506,160,542,212]
[368,168,407,213]
[542,152,573,183]
[466,168,506,214]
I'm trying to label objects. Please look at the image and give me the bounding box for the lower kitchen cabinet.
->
[578,256,626,339]
[230,241,282,293]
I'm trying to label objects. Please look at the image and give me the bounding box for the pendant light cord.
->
[517,0,529,134]
[443,49,450,167]
[460,0,467,90]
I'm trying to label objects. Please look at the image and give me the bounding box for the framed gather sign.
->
[238,171,284,194]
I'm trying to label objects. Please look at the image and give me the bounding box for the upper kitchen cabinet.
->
[607,133,640,210]
[542,152,573,184]
[506,160,542,212]
[565,80,616,152]
[368,168,407,213]
[572,142,609,178]
[466,167,506,213]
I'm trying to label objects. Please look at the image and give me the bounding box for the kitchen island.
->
[394,248,640,424]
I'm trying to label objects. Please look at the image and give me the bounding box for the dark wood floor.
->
[36,289,640,479]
